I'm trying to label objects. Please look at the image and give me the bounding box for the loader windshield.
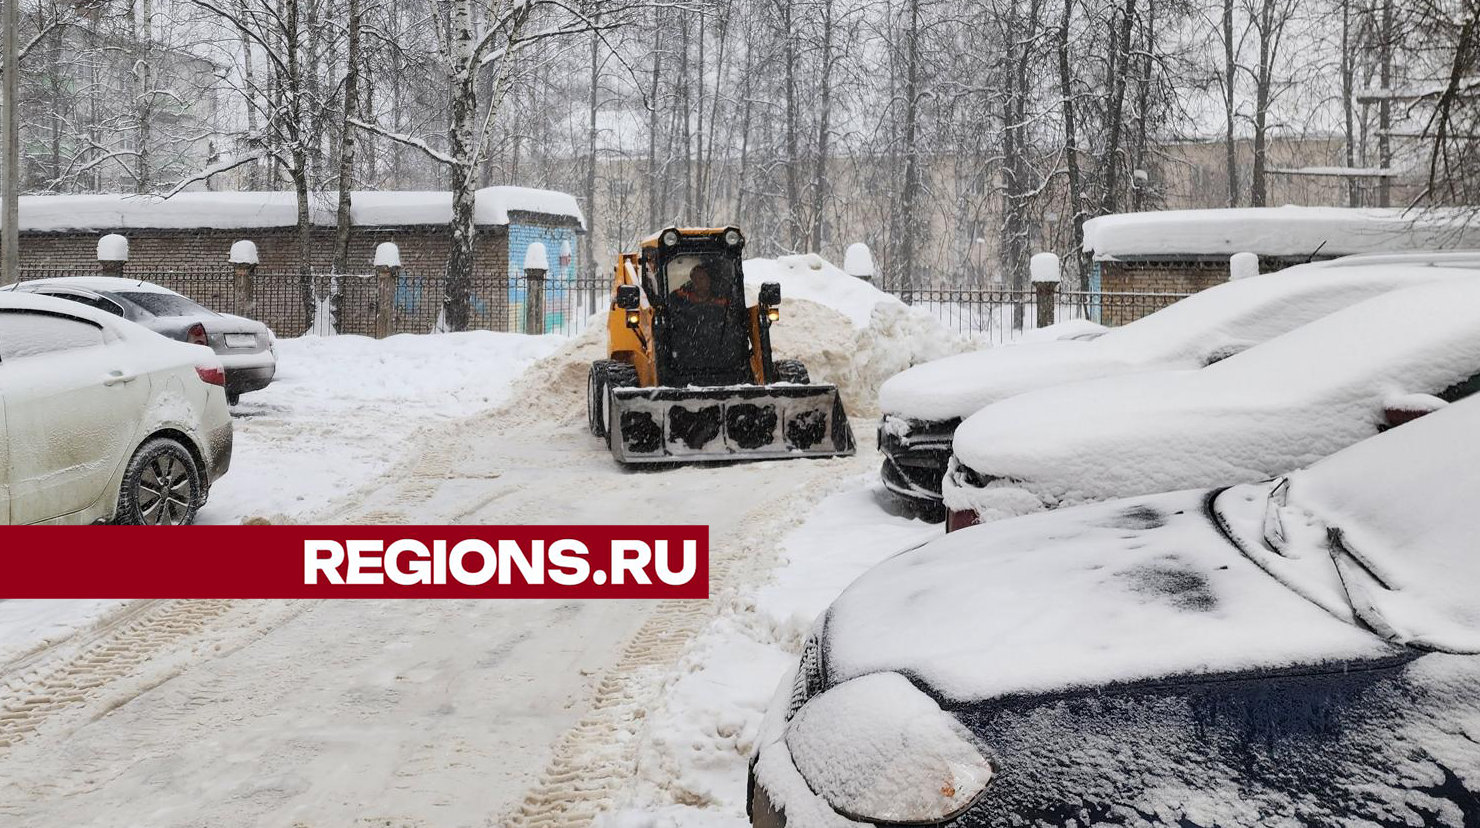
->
[660,254,752,386]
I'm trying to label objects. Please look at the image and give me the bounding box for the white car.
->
[0,292,233,525]
[4,276,277,405]
[942,276,1480,530]
[877,253,1480,517]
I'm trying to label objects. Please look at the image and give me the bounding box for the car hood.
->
[949,369,1380,510]
[877,340,1146,422]
[823,490,1397,703]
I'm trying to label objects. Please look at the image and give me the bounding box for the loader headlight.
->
[766,307,780,323]
[625,310,640,327]
[724,228,743,246]
[661,229,680,247]
[786,672,993,824]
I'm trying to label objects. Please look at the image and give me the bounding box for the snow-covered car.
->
[4,276,276,405]
[751,392,1480,827]
[0,292,232,525]
[941,276,1480,531]
[877,253,1480,518]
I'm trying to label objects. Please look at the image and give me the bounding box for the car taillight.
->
[196,365,226,387]
[187,323,208,346]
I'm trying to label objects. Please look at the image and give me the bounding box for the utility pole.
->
[2,0,20,285]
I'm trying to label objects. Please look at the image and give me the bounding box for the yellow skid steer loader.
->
[587,226,856,464]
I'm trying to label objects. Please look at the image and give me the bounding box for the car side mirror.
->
[1384,393,1449,428]
[759,282,781,306]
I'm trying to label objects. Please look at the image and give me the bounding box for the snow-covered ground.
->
[0,254,960,828]
[197,329,564,524]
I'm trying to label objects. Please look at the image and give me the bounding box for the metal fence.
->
[892,287,1192,343]
[15,268,1190,342]
[14,269,609,338]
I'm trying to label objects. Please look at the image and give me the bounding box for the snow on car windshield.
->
[1289,394,1480,653]
[118,291,214,317]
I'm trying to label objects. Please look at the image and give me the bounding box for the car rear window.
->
[118,291,213,317]
[0,311,106,360]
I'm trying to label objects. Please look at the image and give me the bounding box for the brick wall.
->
[1096,255,1328,325]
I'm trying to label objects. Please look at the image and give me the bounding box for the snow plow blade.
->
[608,384,856,464]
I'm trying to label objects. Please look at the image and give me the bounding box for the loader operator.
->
[666,260,750,384]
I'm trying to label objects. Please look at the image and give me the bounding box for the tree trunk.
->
[1377,0,1392,207]
[442,0,478,331]
[1058,0,1087,289]
[585,13,600,278]
[1223,0,1237,206]
[1341,0,1357,206]
[781,0,801,249]
[333,0,362,274]
[899,0,921,291]
[1100,0,1136,214]
[810,0,835,253]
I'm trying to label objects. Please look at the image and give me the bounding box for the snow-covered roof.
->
[1083,206,1480,260]
[10,186,585,233]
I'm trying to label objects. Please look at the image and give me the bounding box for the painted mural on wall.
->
[506,223,580,331]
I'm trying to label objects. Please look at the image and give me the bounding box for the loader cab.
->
[641,227,754,387]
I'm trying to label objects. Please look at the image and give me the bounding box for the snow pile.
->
[229,239,259,265]
[843,243,875,279]
[372,242,400,268]
[1083,205,1480,259]
[488,316,609,431]
[96,233,128,261]
[597,483,939,828]
[198,330,562,524]
[743,254,898,329]
[13,186,584,232]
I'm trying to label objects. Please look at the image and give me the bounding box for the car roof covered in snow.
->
[9,186,585,233]
[1,288,136,331]
[1082,206,1480,259]
[880,258,1475,421]
[11,276,182,296]
[951,276,1480,505]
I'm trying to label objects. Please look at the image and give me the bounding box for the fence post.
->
[524,242,548,335]
[374,242,402,339]
[1031,251,1061,330]
[98,233,128,276]
[230,240,258,317]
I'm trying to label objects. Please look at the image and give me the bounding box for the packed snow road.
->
[0,404,877,828]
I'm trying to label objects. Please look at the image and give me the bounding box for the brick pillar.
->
[98,233,128,276]
[375,263,401,338]
[525,267,547,334]
[1030,251,1061,330]
[230,240,259,317]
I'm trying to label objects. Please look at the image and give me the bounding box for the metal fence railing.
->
[15,268,1190,343]
[891,287,1192,343]
[14,270,609,339]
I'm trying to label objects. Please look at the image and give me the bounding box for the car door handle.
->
[104,370,138,386]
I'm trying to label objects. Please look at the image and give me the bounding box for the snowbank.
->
[1083,206,1480,259]
[743,254,899,329]
[12,186,585,233]
[597,482,940,827]
[197,330,563,524]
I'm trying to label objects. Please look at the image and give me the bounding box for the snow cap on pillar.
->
[524,242,549,272]
[97,233,129,262]
[229,239,259,265]
[559,239,572,268]
[374,242,401,268]
[1230,251,1259,280]
[844,242,875,279]
[1030,251,1061,284]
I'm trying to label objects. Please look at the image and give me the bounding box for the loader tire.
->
[588,360,620,438]
[774,359,811,385]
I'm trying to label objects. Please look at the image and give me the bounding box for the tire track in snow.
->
[0,600,236,752]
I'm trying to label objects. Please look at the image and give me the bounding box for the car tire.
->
[774,359,810,385]
[114,438,204,526]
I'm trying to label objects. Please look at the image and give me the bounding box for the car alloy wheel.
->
[117,438,203,526]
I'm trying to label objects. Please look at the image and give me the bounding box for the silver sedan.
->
[4,276,276,405]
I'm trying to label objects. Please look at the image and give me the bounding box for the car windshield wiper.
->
[1326,527,1402,642]
[1261,477,1291,555]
